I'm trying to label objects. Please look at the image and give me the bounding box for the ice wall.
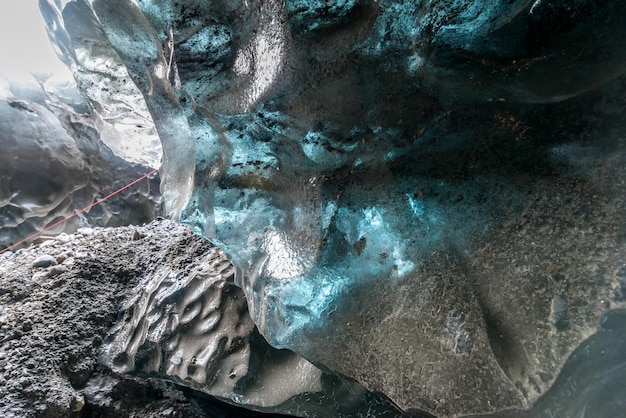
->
[0,75,163,250]
[39,0,163,168]
[39,1,626,417]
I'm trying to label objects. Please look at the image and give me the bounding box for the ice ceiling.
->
[34,0,626,417]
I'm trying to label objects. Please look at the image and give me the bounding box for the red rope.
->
[0,168,159,255]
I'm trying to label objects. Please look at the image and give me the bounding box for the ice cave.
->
[1,1,626,417]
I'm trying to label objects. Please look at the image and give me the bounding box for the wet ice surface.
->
[461,311,626,418]
[101,222,401,417]
[39,0,162,168]
[38,0,626,417]
[3,220,397,417]
[0,76,163,250]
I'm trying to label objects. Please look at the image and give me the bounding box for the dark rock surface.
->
[0,219,399,417]
[0,221,202,417]
[0,221,283,418]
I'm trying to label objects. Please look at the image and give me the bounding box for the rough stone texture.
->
[39,1,626,417]
[0,221,205,417]
[0,75,163,251]
[0,219,400,418]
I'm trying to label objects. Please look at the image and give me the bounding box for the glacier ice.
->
[39,0,163,168]
[101,222,401,417]
[41,0,626,416]
[0,75,163,250]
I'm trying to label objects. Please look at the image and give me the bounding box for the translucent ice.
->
[102,224,400,417]
[43,0,626,416]
[39,0,162,168]
[0,76,162,250]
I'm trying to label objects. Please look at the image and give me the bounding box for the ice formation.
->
[101,223,400,416]
[40,0,626,416]
[38,0,162,168]
[0,76,162,250]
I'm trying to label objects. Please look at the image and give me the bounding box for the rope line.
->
[0,168,159,255]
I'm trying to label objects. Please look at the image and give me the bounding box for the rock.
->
[130,229,145,241]
[71,393,85,412]
[55,233,72,243]
[0,222,316,418]
[32,254,55,268]
[77,227,94,236]
[55,250,73,264]
[48,265,68,277]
